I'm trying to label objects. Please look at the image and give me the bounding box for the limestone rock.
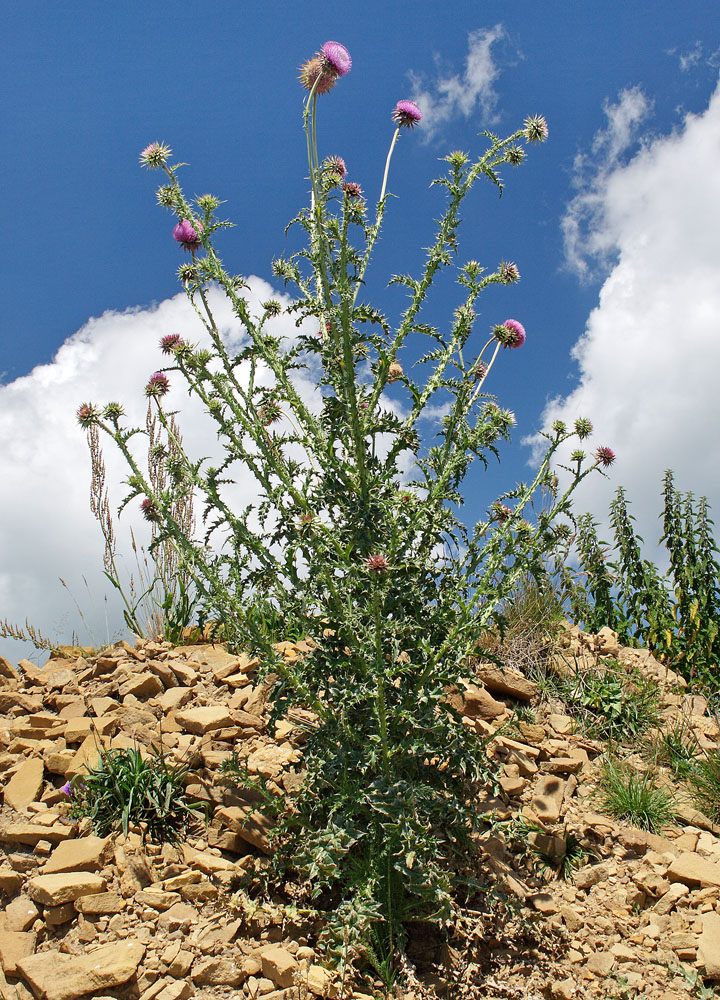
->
[27,872,106,907]
[74,891,124,914]
[698,911,720,979]
[17,940,145,1000]
[43,836,110,874]
[667,852,720,888]
[191,956,246,987]
[531,775,566,824]
[4,758,45,811]
[474,663,537,702]
[461,683,505,720]
[0,930,36,975]
[174,706,233,735]
[260,944,299,989]
[216,805,273,852]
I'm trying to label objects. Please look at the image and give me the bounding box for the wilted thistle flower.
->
[490,502,513,524]
[571,449,586,462]
[173,219,203,253]
[262,300,282,317]
[103,402,124,421]
[160,334,183,354]
[498,261,520,284]
[505,146,525,166]
[471,360,488,382]
[342,181,363,199]
[299,55,337,95]
[574,417,593,439]
[595,446,616,468]
[258,400,282,426]
[76,403,99,428]
[299,512,314,531]
[140,142,172,169]
[146,372,170,397]
[392,99,422,129]
[493,319,526,349]
[552,419,567,435]
[140,497,162,523]
[524,115,549,143]
[366,554,389,573]
[321,41,352,76]
[387,361,404,382]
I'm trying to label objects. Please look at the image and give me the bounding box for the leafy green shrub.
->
[81,42,614,971]
[562,472,720,689]
[558,661,660,742]
[67,746,203,842]
[596,757,676,832]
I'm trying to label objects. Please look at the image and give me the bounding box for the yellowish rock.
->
[4,758,45,811]
[27,872,106,907]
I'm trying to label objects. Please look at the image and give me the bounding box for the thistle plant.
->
[81,44,612,973]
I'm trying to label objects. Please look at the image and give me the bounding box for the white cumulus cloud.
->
[0,280,317,664]
[529,77,720,560]
[408,26,506,142]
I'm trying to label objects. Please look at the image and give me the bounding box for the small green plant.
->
[687,747,720,823]
[644,719,700,779]
[559,661,660,742]
[668,960,719,999]
[530,828,587,881]
[67,745,204,842]
[596,756,676,832]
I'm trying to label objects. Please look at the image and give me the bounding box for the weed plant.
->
[67,745,203,842]
[557,661,660,743]
[686,748,720,823]
[78,41,615,973]
[644,719,701,780]
[562,472,720,689]
[596,756,676,832]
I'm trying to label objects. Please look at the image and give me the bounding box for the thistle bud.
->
[594,446,616,468]
[140,497,162,523]
[574,417,593,440]
[524,115,549,143]
[366,554,389,573]
[76,403,100,428]
[139,142,172,169]
[145,373,170,397]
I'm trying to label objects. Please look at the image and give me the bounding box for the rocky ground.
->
[0,625,719,1000]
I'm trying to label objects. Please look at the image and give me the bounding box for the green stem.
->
[373,585,391,777]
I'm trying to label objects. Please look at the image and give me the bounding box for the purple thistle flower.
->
[392,100,423,129]
[490,502,514,524]
[595,446,616,468]
[321,41,351,77]
[323,155,348,181]
[139,142,172,169]
[172,219,203,253]
[498,261,520,284]
[140,497,162,523]
[524,115,549,143]
[342,181,363,199]
[366,554,389,573]
[76,403,99,428]
[60,780,72,795]
[146,372,170,397]
[493,319,526,349]
[160,334,183,355]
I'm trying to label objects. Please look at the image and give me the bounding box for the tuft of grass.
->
[644,719,701,779]
[67,745,205,842]
[687,748,720,824]
[596,756,676,832]
[558,661,661,743]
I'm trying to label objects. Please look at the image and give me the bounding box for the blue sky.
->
[2,1,720,659]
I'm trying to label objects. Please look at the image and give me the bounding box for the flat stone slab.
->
[17,940,145,1000]
[667,852,720,888]
[27,872,106,907]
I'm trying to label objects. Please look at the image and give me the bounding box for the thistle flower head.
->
[574,417,593,440]
[471,360,488,382]
[570,449,586,462]
[299,55,337,95]
[103,402,124,421]
[172,219,203,253]
[262,300,282,317]
[342,181,363,199]
[140,497,162,523]
[196,193,220,212]
[76,403,99,428]
[160,334,183,355]
[552,419,567,435]
[524,115,549,143]
[490,502,513,524]
[366,554,389,573]
[140,142,172,169]
[595,446,616,468]
[145,372,170,397]
[322,155,348,182]
[493,319,526,349]
[387,361,404,382]
[156,185,178,209]
[321,41,351,76]
[178,262,199,285]
[392,100,422,129]
[498,261,520,284]
[505,146,525,166]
